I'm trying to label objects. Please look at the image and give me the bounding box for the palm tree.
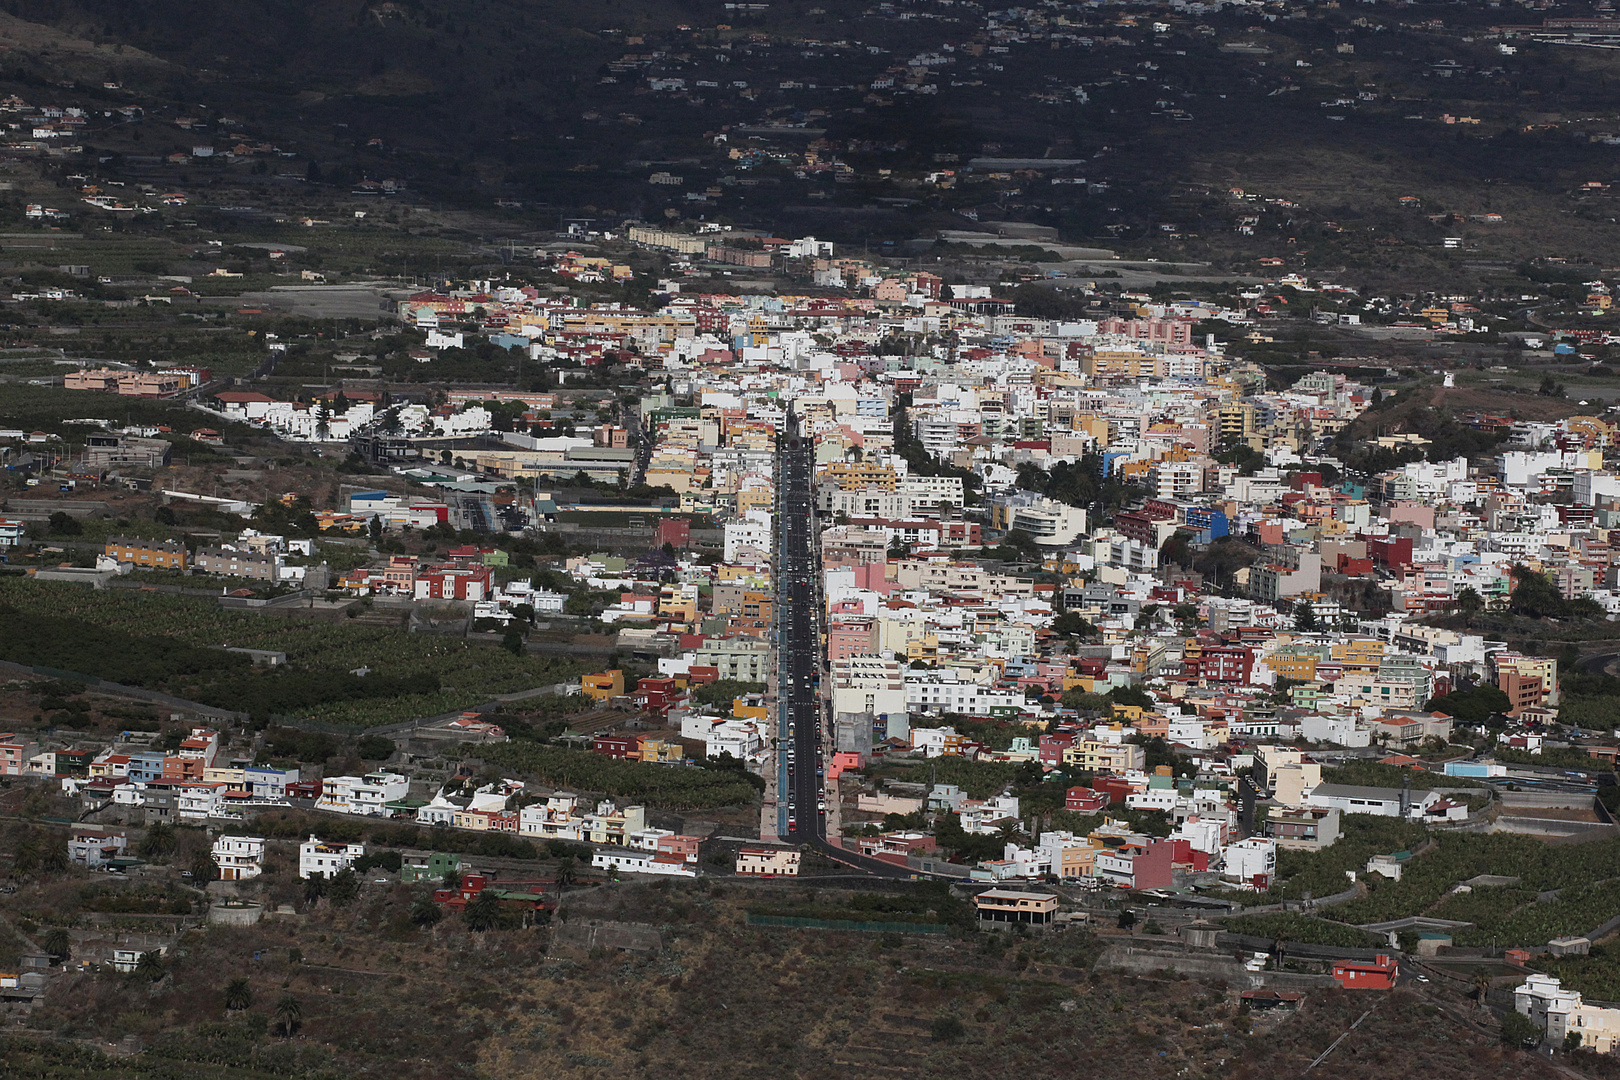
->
[41,928,70,962]
[135,950,166,983]
[410,894,442,927]
[224,977,253,1013]
[139,822,176,862]
[463,889,502,932]
[12,835,40,877]
[554,857,577,890]
[273,993,302,1037]
[1456,586,1483,627]
[39,843,68,874]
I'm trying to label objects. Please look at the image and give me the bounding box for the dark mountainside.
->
[0,0,1619,285]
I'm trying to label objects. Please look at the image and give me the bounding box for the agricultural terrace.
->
[0,579,580,728]
[473,741,763,812]
[1219,818,1620,994]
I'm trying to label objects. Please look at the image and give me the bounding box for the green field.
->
[0,578,581,728]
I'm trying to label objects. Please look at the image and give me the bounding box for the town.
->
[5,0,1620,1076]
[1,236,1619,1075]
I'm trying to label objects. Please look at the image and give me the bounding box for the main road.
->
[774,408,928,879]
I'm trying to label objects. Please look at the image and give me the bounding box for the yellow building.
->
[582,670,625,702]
[1063,740,1146,773]
[104,536,188,571]
[638,738,683,764]
[1266,651,1321,683]
[821,461,899,491]
[1331,638,1385,675]
[1216,402,1259,450]
[1083,349,1156,380]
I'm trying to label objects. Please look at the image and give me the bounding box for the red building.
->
[1364,535,1414,571]
[433,873,552,912]
[592,733,635,759]
[1091,775,1135,804]
[1039,733,1076,767]
[415,563,494,601]
[1065,786,1108,813]
[1332,955,1397,990]
[655,518,691,549]
[1190,645,1253,685]
[934,519,982,546]
[1115,505,1175,547]
[635,676,684,715]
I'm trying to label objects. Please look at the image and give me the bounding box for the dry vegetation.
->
[5,869,1597,1080]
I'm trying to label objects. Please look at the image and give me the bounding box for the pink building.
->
[827,619,877,661]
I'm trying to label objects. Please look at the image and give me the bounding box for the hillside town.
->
[8,234,1620,1069]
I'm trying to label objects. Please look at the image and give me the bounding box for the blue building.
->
[1183,506,1229,543]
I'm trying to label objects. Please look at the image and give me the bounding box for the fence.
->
[745,913,950,935]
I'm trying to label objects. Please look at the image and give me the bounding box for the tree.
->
[501,628,525,656]
[139,822,176,861]
[274,993,302,1037]
[1455,585,1483,625]
[190,847,219,883]
[1426,684,1510,727]
[463,888,502,932]
[1500,1009,1541,1048]
[555,856,578,889]
[1474,970,1493,1011]
[136,950,166,983]
[929,1015,966,1043]
[39,840,68,874]
[41,928,70,962]
[327,867,359,909]
[356,734,395,761]
[1117,909,1137,930]
[12,834,39,877]
[224,977,254,1013]
[1108,685,1153,710]
[410,894,443,927]
[1293,600,1318,632]
[46,511,82,536]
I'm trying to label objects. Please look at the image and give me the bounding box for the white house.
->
[317,772,410,816]
[591,848,697,877]
[1304,783,1445,819]
[736,847,801,876]
[212,835,267,880]
[299,835,365,879]
[1516,974,1620,1052]
[1221,837,1277,886]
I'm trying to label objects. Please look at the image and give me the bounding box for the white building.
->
[519,792,586,841]
[1221,837,1277,886]
[736,847,801,876]
[211,835,267,881]
[591,848,698,877]
[724,511,774,564]
[299,835,365,879]
[1516,974,1620,1052]
[316,772,410,816]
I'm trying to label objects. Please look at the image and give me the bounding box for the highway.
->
[774,409,920,879]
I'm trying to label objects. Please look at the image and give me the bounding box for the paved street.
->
[775,409,917,878]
